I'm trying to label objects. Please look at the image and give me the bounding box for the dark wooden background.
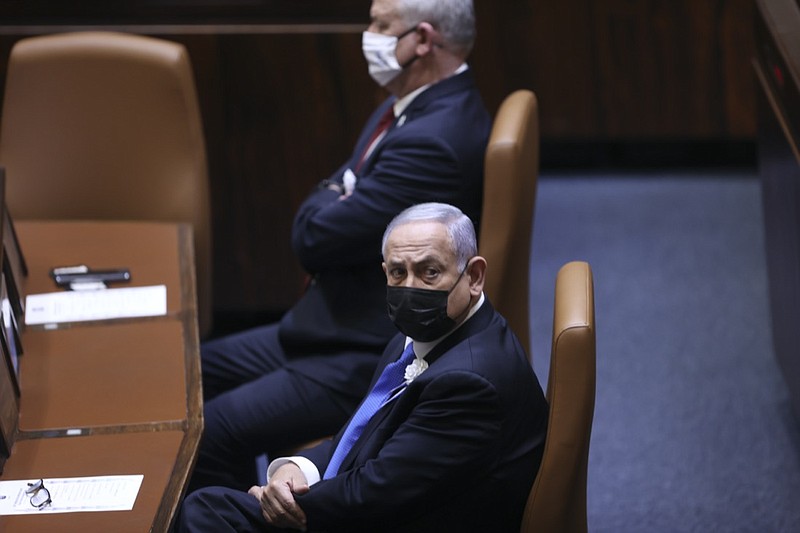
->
[0,0,757,328]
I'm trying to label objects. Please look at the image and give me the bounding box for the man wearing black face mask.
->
[178,203,548,533]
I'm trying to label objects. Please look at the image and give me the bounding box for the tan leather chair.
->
[0,31,213,337]
[479,89,539,357]
[276,91,539,461]
[521,261,596,533]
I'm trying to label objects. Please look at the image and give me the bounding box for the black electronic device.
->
[50,265,132,289]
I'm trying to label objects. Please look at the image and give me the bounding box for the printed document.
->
[0,475,144,515]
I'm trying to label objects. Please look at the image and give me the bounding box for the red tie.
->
[355,106,395,172]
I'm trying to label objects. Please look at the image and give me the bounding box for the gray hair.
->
[382,202,477,270]
[397,0,476,56]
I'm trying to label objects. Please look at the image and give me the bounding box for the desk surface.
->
[16,220,191,318]
[0,431,186,532]
[1,220,202,532]
[19,320,188,432]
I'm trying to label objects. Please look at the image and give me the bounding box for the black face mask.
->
[386,266,468,342]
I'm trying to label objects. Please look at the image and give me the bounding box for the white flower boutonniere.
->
[404,357,428,384]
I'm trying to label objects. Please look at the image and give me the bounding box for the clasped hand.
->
[248,463,309,531]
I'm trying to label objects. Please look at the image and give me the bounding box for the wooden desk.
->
[18,320,189,432]
[17,221,190,318]
[0,221,202,532]
[1,432,187,532]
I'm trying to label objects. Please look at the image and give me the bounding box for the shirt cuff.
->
[317,179,344,195]
[266,456,321,486]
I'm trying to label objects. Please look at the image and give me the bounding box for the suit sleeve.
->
[291,132,464,273]
[295,370,502,531]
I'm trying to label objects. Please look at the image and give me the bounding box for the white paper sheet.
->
[0,475,144,515]
[24,285,167,326]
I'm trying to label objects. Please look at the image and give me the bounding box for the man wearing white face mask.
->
[362,26,421,87]
[188,0,491,496]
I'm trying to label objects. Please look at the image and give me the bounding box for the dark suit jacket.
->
[295,300,548,532]
[278,70,491,395]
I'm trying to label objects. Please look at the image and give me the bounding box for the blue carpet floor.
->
[528,170,800,532]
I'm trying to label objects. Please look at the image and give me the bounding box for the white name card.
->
[24,285,167,326]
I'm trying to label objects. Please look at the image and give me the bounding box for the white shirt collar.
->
[392,63,469,118]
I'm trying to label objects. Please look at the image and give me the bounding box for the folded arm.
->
[292,134,463,273]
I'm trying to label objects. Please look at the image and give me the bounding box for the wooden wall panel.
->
[721,0,760,136]
[0,1,759,320]
[589,0,755,138]
[0,0,368,25]
[473,0,757,140]
[176,33,384,313]
[472,0,600,137]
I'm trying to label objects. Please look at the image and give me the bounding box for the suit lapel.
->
[336,300,496,473]
[357,70,476,174]
[422,299,494,366]
[398,69,475,124]
[350,98,396,170]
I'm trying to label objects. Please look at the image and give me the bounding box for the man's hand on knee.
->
[249,463,309,530]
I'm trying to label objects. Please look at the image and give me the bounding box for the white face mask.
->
[362,28,417,86]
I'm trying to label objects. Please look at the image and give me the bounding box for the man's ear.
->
[467,256,487,296]
[382,262,388,277]
[415,22,439,56]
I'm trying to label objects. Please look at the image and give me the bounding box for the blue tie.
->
[323,343,416,479]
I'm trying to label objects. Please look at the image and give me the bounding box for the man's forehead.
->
[388,219,446,239]
[370,0,399,20]
[386,221,452,256]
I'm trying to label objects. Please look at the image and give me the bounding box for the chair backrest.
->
[521,261,596,533]
[0,31,213,337]
[478,89,538,357]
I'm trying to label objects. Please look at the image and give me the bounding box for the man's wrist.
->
[318,179,344,195]
[267,456,321,486]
